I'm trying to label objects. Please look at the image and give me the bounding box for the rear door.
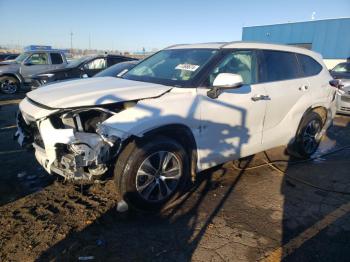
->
[257,50,310,145]
[297,54,332,100]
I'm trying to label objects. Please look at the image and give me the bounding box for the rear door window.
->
[297,54,322,77]
[50,53,64,64]
[259,50,301,82]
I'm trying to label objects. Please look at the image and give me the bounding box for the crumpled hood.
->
[26,77,173,108]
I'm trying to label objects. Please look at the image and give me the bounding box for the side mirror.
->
[329,79,344,89]
[24,62,33,66]
[207,73,243,99]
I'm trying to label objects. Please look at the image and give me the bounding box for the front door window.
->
[206,50,257,86]
[26,53,49,65]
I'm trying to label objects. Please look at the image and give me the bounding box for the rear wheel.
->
[0,76,20,94]
[114,136,190,211]
[291,112,324,158]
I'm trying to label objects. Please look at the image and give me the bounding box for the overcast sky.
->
[0,0,349,52]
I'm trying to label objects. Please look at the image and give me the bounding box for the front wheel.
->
[291,112,324,158]
[114,136,190,211]
[0,76,20,94]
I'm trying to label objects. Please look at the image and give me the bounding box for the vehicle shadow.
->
[276,116,350,261]
[35,89,253,261]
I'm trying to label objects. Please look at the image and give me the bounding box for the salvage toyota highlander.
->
[16,42,338,210]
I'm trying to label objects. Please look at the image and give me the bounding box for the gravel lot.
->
[1,94,350,262]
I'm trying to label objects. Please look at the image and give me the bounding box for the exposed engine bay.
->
[15,99,136,181]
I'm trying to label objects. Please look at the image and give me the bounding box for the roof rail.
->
[165,44,189,49]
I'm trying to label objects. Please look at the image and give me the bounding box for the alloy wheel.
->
[1,79,18,94]
[136,151,182,202]
[302,119,322,154]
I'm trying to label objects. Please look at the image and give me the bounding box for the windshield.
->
[123,49,218,86]
[15,52,30,63]
[67,56,92,68]
[332,63,350,73]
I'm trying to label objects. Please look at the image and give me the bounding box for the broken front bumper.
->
[15,108,120,181]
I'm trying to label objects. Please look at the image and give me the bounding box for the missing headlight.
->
[54,108,113,133]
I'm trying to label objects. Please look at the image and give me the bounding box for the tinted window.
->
[50,53,63,64]
[206,50,257,86]
[260,50,301,82]
[108,57,128,65]
[297,54,322,76]
[5,54,18,60]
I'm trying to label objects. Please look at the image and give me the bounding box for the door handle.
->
[251,94,270,101]
[299,85,309,91]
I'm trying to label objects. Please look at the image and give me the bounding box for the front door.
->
[197,50,267,170]
[20,52,51,80]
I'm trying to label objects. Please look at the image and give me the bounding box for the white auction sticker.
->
[175,64,200,71]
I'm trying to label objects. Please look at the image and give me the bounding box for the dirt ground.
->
[1,94,350,262]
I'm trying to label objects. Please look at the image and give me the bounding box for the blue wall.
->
[242,18,350,59]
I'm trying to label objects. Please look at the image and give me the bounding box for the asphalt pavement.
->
[0,94,350,262]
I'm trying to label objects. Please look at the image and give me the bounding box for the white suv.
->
[16,42,337,210]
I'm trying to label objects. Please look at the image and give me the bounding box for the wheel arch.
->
[293,105,328,140]
[0,73,23,83]
[303,105,328,125]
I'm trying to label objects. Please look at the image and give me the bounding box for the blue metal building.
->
[242,18,350,60]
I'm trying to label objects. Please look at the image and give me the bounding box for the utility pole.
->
[89,33,91,50]
[70,31,73,54]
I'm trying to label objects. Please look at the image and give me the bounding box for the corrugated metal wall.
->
[242,18,350,59]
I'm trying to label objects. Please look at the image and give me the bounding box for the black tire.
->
[0,76,20,94]
[290,112,324,159]
[114,136,190,211]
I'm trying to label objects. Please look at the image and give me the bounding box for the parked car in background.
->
[0,53,19,62]
[94,60,139,78]
[30,55,138,88]
[0,50,68,94]
[330,62,350,80]
[16,42,337,211]
[329,62,350,115]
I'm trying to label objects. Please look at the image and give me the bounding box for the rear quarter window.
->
[297,54,322,77]
[259,50,301,83]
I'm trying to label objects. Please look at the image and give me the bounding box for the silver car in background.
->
[337,79,350,115]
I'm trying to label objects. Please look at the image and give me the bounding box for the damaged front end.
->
[15,99,132,181]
